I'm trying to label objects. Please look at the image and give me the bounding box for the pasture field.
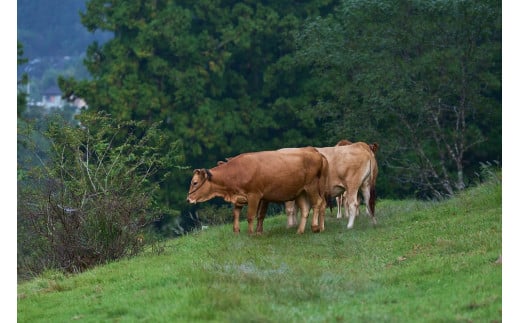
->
[18,177,502,322]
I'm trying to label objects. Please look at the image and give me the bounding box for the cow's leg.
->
[317,196,326,232]
[285,200,298,228]
[246,196,261,234]
[232,204,243,233]
[255,200,269,234]
[341,192,348,219]
[296,195,310,234]
[361,181,377,225]
[336,195,342,219]
[346,190,360,229]
[309,193,325,233]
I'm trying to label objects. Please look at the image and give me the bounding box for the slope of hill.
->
[17,176,502,322]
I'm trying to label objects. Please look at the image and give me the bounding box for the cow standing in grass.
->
[186,147,329,234]
[334,141,379,220]
[285,140,379,230]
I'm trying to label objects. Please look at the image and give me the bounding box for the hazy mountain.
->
[18,0,112,99]
[18,0,111,59]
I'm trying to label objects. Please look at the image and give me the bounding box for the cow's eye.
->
[192,181,198,186]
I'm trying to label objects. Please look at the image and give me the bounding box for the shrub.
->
[18,112,183,276]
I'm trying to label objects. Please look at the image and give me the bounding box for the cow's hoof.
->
[311,225,321,233]
[296,230,304,234]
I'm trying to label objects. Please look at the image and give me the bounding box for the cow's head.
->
[186,169,213,204]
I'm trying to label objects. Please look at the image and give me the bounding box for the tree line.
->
[57,0,500,203]
[18,0,501,275]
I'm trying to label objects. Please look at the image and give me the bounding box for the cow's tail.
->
[318,153,332,207]
[368,158,377,217]
[369,142,379,154]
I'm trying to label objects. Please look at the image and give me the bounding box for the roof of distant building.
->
[42,85,62,96]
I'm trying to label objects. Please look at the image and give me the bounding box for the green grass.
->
[18,178,501,322]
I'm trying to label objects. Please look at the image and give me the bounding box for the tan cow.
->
[285,141,379,230]
[335,141,379,219]
[186,147,329,234]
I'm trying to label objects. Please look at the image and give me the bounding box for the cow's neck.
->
[208,167,247,205]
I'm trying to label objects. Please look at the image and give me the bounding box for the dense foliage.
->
[17,112,183,277]
[294,0,501,198]
[58,0,500,204]
[17,42,29,117]
[59,0,339,208]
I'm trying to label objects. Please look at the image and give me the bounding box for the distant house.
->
[35,85,88,112]
[40,85,63,108]
[70,96,88,110]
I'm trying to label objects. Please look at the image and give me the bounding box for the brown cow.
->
[186,147,329,234]
[285,141,379,230]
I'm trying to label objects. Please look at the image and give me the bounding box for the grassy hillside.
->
[18,177,502,322]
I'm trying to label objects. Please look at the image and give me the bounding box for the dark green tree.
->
[294,0,501,198]
[57,0,500,204]
[59,0,338,210]
[17,42,29,117]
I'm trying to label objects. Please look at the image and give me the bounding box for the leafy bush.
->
[18,112,183,276]
[475,161,501,185]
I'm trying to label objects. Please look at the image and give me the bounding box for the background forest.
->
[17,0,501,275]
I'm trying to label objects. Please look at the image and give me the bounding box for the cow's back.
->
[222,148,325,202]
[317,143,375,196]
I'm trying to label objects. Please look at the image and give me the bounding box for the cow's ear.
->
[193,169,205,178]
[206,169,213,181]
